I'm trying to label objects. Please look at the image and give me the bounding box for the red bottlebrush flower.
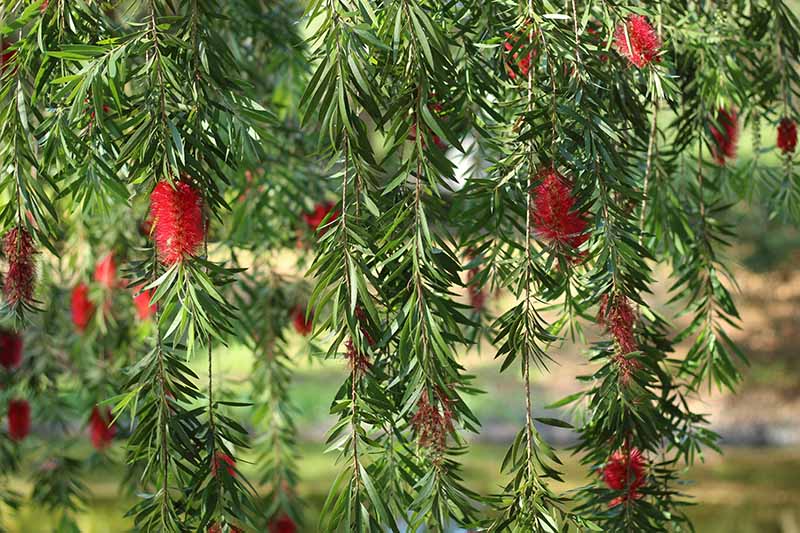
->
[613,15,661,69]
[465,255,487,311]
[408,102,448,150]
[602,448,647,506]
[269,515,298,533]
[531,168,589,254]
[0,329,23,371]
[597,294,637,355]
[88,406,116,451]
[586,21,610,62]
[291,306,313,336]
[93,253,117,289]
[3,227,37,307]
[710,107,739,165]
[503,31,534,80]
[7,399,30,442]
[3,227,36,264]
[211,451,237,478]
[0,41,16,74]
[777,117,797,154]
[410,392,453,450]
[598,295,642,383]
[345,338,370,377]
[71,283,95,332]
[133,286,156,320]
[354,306,375,347]
[303,201,339,234]
[3,262,36,307]
[149,180,205,265]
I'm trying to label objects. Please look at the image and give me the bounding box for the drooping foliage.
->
[1,0,799,532]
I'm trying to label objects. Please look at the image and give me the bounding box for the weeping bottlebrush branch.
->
[370,1,483,530]
[0,5,56,322]
[669,16,745,392]
[486,10,589,532]
[35,0,268,528]
[536,7,708,529]
[763,0,800,220]
[302,0,400,531]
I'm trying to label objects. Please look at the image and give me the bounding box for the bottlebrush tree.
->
[0,0,799,532]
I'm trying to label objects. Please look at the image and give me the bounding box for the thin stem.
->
[523,1,536,479]
[342,136,361,489]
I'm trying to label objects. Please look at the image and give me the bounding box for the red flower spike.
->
[303,202,339,234]
[466,262,487,311]
[211,451,237,478]
[149,180,205,265]
[8,399,30,441]
[291,306,313,336]
[503,30,535,80]
[602,448,647,506]
[133,286,156,320]
[597,294,637,355]
[408,101,448,150]
[71,283,95,332]
[0,329,23,371]
[0,41,16,74]
[89,406,116,451]
[354,306,375,347]
[269,515,298,533]
[3,227,36,264]
[613,15,661,69]
[345,338,370,376]
[3,227,37,307]
[410,392,453,451]
[93,253,117,289]
[778,117,797,154]
[531,168,589,255]
[710,107,739,165]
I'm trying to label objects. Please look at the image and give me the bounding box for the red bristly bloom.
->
[133,286,156,320]
[503,31,534,80]
[710,107,739,165]
[598,294,642,382]
[211,451,237,477]
[531,168,589,254]
[149,180,204,265]
[71,283,95,332]
[269,515,298,533]
[602,448,647,506]
[8,398,30,441]
[613,15,661,69]
[3,227,37,307]
[0,329,23,371]
[0,41,16,74]
[410,392,453,451]
[597,294,637,355]
[408,102,448,150]
[466,265,487,311]
[345,338,370,376]
[303,202,339,234]
[291,306,313,336]
[93,253,117,289]
[777,117,797,154]
[89,406,116,451]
